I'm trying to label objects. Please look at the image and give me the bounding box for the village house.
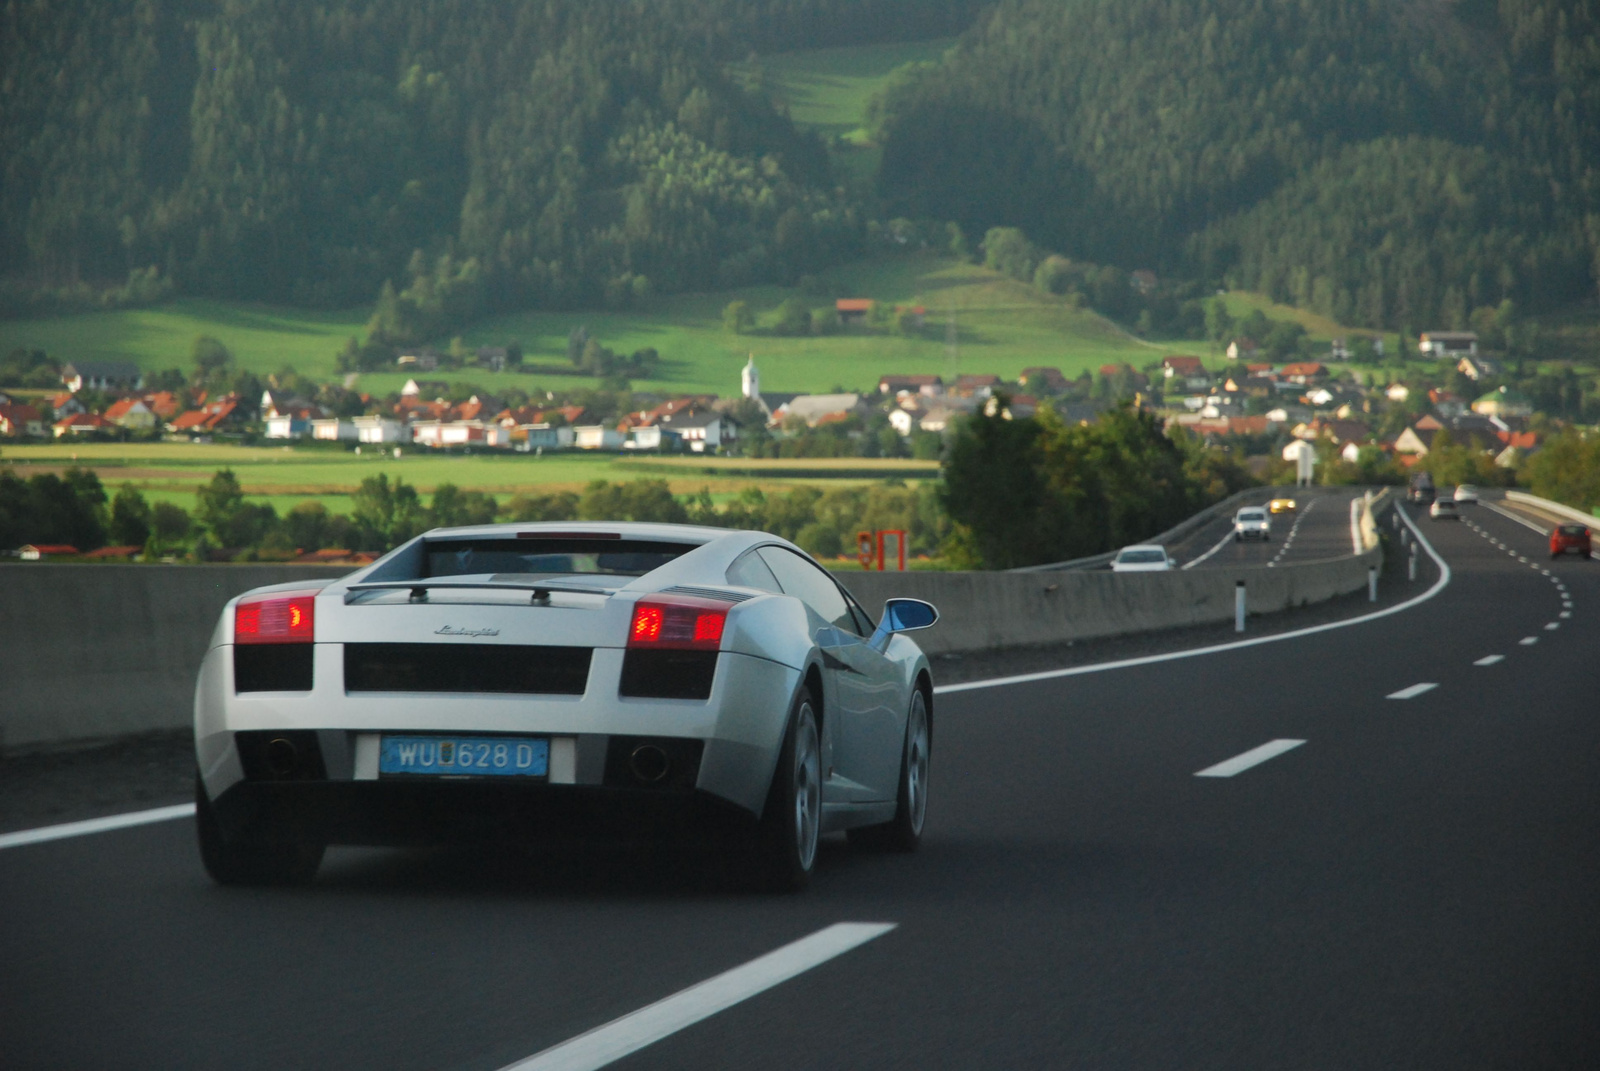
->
[19,544,80,560]
[310,417,358,442]
[1160,356,1211,391]
[354,415,406,443]
[951,374,1003,398]
[1418,331,1478,359]
[772,393,868,426]
[1280,362,1327,385]
[53,411,114,438]
[1471,386,1533,419]
[1428,388,1468,418]
[102,396,158,431]
[1225,338,1260,361]
[1457,354,1503,381]
[573,424,625,450]
[1020,367,1071,393]
[835,298,873,325]
[412,419,486,448]
[169,394,244,435]
[877,374,944,397]
[656,408,736,453]
[60,360,143,393]
[0,401,45,437]
[396,349,440,371]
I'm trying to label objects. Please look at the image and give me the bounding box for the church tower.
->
[741,353,760,400]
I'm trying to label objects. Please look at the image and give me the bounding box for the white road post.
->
[1409,542,1418,582]
[1235,580,1246,633]
[1368,565,1378,602]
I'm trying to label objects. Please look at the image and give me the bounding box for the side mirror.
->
[868,597,938,648]
[883,598,938,632]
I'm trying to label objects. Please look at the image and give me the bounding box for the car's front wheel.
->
[754,688,821,891]
[850,688,930,853]
[195,772,324,886]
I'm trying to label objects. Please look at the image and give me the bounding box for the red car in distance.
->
[1550,523,1592,559]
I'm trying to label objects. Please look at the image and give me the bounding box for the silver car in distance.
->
[193,522,938,891]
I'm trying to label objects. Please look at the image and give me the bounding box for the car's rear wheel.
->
[195,772,324,886]
[849,688,930,853]
[754,688,821,892]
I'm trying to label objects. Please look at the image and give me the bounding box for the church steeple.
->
[741,353,759,400]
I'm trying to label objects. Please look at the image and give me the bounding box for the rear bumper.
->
[208,777,759,849]
[195,644,802,817]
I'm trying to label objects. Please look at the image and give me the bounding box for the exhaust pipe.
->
[266,737,299,776]
[629,744,670,784]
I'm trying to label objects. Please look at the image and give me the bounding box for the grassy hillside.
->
[1,253,1190,398]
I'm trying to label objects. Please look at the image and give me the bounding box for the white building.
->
[573,424,624,450]
[310,418,358,441]
[354,416,405,444]
[742,354,760,400]
[412,420,486,447]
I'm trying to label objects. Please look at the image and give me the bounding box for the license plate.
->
[379,735,548,777]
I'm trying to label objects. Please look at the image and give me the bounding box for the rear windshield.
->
[1238,510,1266,521]
[1118,549,1166,563]
[1559,524,1588,535]
[423,537,693,578]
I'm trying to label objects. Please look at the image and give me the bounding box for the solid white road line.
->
[1474,655,1505,666]
[1182,526,1236,570]
[1482,499,1550,536]
[937,504,1452,695]
[0,803,195,851]
[1195,739,1306,778]
[1387,682,1439,699]
[501,923,896,1071]
[1520,636,1539,646]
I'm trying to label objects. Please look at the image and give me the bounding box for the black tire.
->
[753,688,822,892]
[849,688,931,854]
[196,772,324,886]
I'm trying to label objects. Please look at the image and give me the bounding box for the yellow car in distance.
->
[1269,497,1297,514]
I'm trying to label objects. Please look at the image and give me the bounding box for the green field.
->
[0,253,1186,400]
[0,442,936,516]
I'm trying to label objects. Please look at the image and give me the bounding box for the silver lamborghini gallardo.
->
[193,522,938,890]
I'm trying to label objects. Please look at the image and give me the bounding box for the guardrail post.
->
[1368,566,1378,602]
[1408,543,1418,582]
[1400,526,1410,547]
[1235,580,1246,633]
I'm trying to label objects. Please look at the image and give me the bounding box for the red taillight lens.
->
[627,596,731,651]
[234,590,318,645]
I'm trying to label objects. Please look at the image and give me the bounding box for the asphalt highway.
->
[1173,486,1367,569]
[3,499,1596,1070]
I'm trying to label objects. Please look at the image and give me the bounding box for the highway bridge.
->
[1,494,1595,1069]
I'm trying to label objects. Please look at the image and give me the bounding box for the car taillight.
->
[234,590,318,644]
[628,595,731,651]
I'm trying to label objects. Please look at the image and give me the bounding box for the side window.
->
[758,548,859,634]
[725,549,782,593]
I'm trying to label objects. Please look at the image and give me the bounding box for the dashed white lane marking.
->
[0,803,195,851]
[1560,611,1572,619]
[1387,682,1439,699]
[1474,655,1505,666]
[1545,622,1560,630]
[1520,637,1539,646]
[1195,739,1306,778]
[501,923,897,1071]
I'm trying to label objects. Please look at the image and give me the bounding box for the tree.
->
[196,469,245,543]
[108,485,152,546]
[430,482,499,527]
[350,474,427,550]
[192,336,233,383]
[723,300,753,334]
[773,297,812,336]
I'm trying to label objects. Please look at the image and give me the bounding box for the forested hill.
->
[874,0,1600,329]
[6,0,974,312]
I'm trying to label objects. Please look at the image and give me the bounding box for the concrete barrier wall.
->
[0,564,350,750]
[0,544,1379,750]
[837,546,1382,656]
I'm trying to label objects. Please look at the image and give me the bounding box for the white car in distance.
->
[1453,484,1480,505]
[1234,507,1271,542]
[1111,545,1175,572]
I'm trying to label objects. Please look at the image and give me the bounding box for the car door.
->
[758,547,903,802]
